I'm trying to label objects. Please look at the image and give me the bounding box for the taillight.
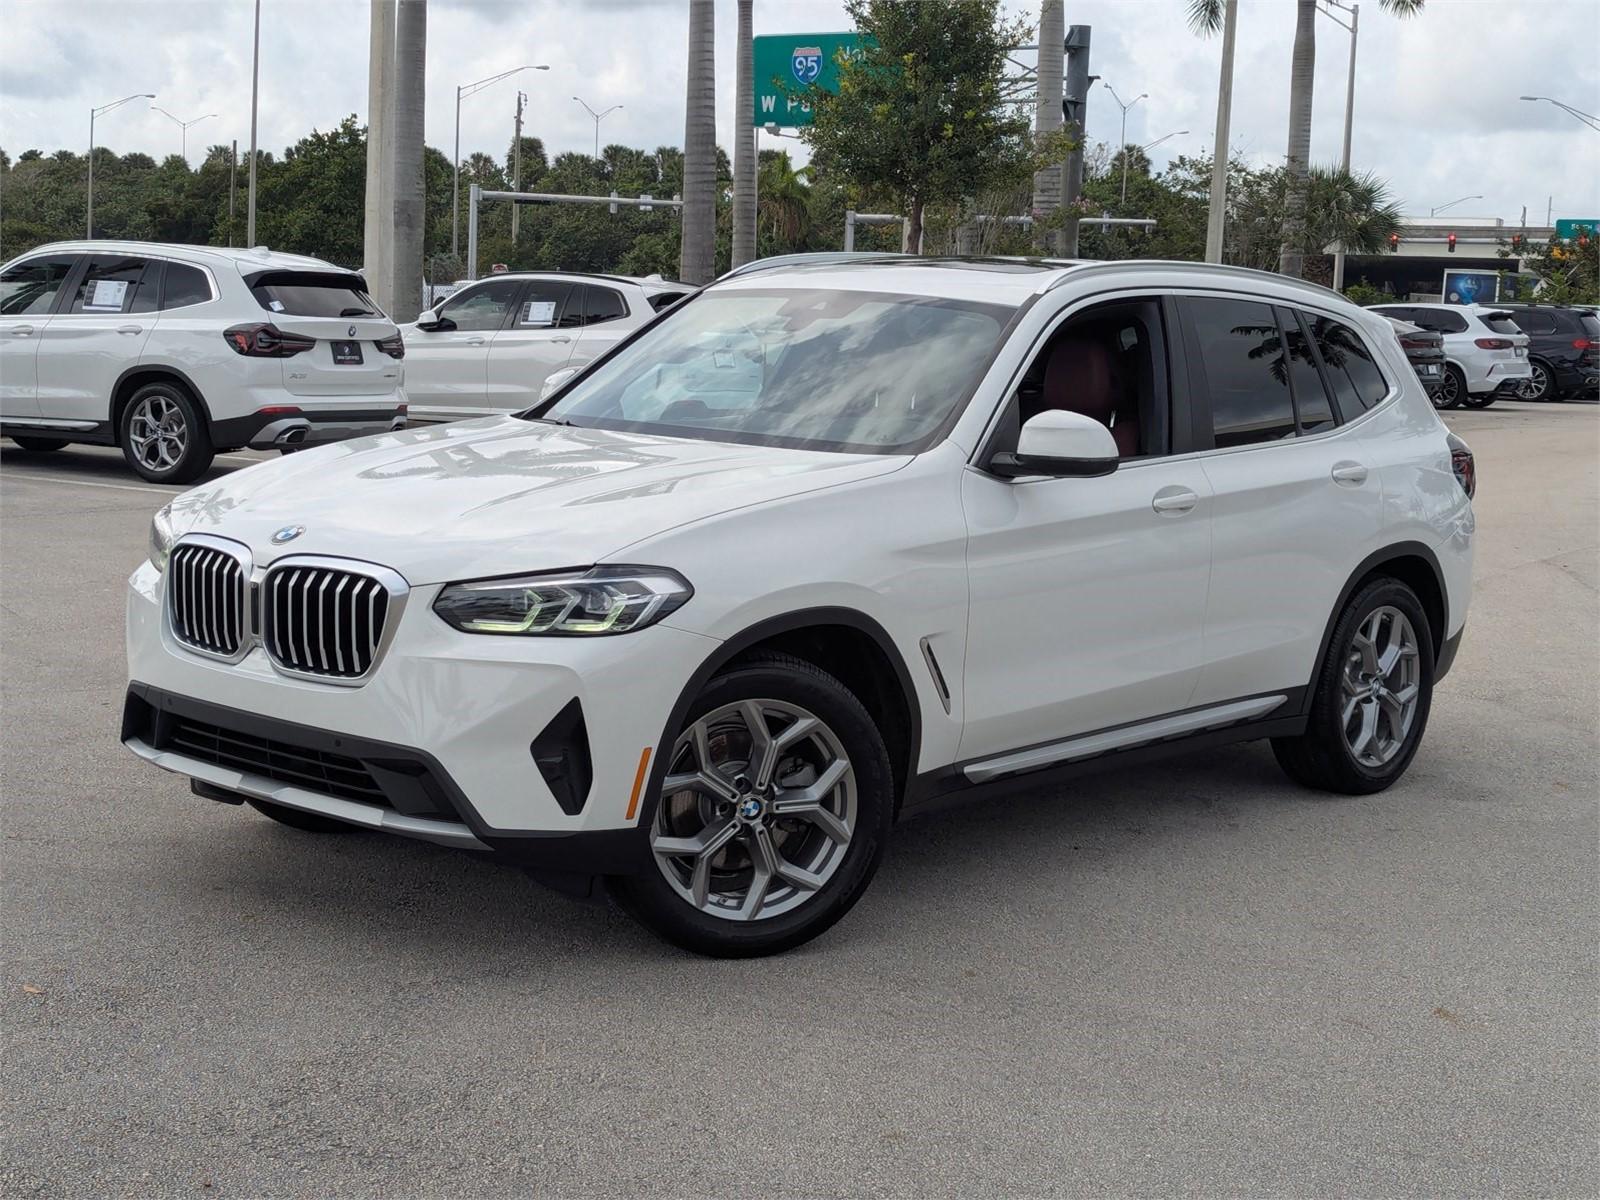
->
[1447,433,1476,500]
[1473,337,1513,350]
[1574,338,1593,351]
[1398,336,1432,350]
[223,323,315,357]
[376,332,405,360]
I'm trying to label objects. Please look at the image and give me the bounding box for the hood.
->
[166,417,907,584]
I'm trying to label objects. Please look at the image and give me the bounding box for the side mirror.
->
[539,366,579,401]
[989,410,1119,479]
[414,308,453,332]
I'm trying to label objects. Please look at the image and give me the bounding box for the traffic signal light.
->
[1510,234,1524,251]
[1447,233,1457,253]
[1389,232,1400,252]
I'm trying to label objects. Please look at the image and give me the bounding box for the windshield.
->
[532,288,1014,454]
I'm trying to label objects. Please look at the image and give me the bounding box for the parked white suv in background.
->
[1,241,407,482]
[124,257,1474,956]
[399,272,688,422]
[1368,301,1530,409]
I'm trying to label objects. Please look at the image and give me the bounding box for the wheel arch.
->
[1305,541,1448,713]
[641,607,924,824]
[109,365,210,445]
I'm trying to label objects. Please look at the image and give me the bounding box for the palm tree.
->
[679,0,717,285]
[390,0,426,321]
[757,150,810,252]
[731,0,757,268]
[1190,0,1423,278]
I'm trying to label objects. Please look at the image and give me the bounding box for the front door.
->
[403,278,527,420]
[484,279,578,412]
[35,254,159,424]
[0,253,81,420]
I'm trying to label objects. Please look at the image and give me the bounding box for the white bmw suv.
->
[1,241,407,482]
[123,257,1475,956]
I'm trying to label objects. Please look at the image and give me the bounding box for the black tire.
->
[118,380,215,484]
[1435,364,1466,409]
[1520,358,1557,402]
[246,798,360,833]
[1458,367,1497,409]
[1272,577,1436,795]
[608,652,895,957]
[10,436,69,452]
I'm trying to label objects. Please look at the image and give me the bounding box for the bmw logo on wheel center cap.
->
[271,524,306,544]
[738,797,764,821]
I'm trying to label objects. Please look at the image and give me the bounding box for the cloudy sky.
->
[3,0,1597,225]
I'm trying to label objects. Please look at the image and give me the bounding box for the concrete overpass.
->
[1344,215,1546,301]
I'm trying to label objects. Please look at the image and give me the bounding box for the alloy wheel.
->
[651,699,855,922]
[127,394,188,472]
[1438,368,1460,407]
[1519,362,1551,401]
[1341,605,1421,768]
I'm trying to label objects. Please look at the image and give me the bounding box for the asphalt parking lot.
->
[2,400,1596,1198]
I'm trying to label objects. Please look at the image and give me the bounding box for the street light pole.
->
[247,0,260,245]
[1324,0,1359,291]
[1519,95,1600,133]
[573,97,623,160]
[1429,194,1483,217]
[87,92,155,238]
[454,65,547,259]
[1141,130,1188,153]
[153,108,218,164]
[1104,84,1147,206]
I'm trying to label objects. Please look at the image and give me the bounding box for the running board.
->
[962,694,1289,784]
[1,416,100,431]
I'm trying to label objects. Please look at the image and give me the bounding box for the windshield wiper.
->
[339,307,377,317]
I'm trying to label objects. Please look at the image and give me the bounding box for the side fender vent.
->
[531,699,593,816]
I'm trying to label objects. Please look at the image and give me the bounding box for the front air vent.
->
[261,561,398,680]
[168,542,249,658]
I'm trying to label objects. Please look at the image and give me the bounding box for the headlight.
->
[432,566,693,636]
[148,504,178,573]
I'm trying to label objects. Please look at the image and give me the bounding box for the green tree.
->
[799,0,1033,253]
[1500,226,1600,305]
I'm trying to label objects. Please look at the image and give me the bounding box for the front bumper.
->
[210,405,409,451]
[124,560,718,858]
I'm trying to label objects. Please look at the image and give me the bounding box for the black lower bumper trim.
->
[1435,624,1464,681]
[209,406,405,448]
[123,683,650,876]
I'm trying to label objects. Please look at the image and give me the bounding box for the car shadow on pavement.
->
[0,444,254,487]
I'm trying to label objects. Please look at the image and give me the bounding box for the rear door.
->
[244,270,401,400]
[483,278,578,411]
[402,277,526,419]
[1180,297,1385,707]
[566,282,638,369]
[35,253,160,423]
[0,253,80,419]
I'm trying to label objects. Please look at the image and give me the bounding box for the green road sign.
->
[1555,219,1598,239]
[753,32,866,128]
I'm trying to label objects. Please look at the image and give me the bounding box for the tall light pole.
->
[573,97,623,160]
[1141,130,1188,153]
[454,65,547,258]
[1324,0,1359,291]
[87,92,154,238]
[247,0,261,245]
[1104,83,1147,205]
[1430,195,1482,218]
[1203,0,1238,263]
[1519,95,1600,133]
[152,108,218,165]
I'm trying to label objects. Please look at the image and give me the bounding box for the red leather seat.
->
[1037,335,1141,456]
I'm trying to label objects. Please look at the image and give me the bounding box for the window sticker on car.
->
[522,300,557,326]
[84,279,129,311]
[269,299,285,312]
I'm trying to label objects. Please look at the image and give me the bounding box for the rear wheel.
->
[10,436,69,452]
[1519,359,1556,402]
[1272,578,1435,795]
[246,798,360,833]
[608,652,894,957]
[1435,364,1466,409]
[120,381,215,484]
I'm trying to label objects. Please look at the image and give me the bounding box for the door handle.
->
[549,335,572,344]
[1151,487,1199,515]
[117,324,143,335]
[7,325,34,337]
[464,336,487,346]
[1331,462,1368,486]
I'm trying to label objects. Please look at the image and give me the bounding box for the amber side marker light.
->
[625,748,653,821]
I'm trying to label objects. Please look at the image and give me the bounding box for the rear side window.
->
[516,281,574,329]
[578,285,629,325]
[162,263,213,309]
[1279,309,1336,434]
[1417,308,1468,334]
[1182,297,1296,448]
[1479,311,1522,336]
[1311,316,1389,412]
[1507,308,1556,335]
[68,255,159,314]
[1581,314,1600,341]
[647,291,688,312]
[0,255,78,315]
[249,271,381,318]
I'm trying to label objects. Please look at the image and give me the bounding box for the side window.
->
[516,281,573,329]
[1279,308,1337,433]
[1311,316,1389,412]
[439,279,522,332]
[162,263,213,309]
[581,286,629,325]
[1182,297,1296,448]
[1428,308,1469,334]
[1509,308,1555,336]
[0,255,78,315]
[68,255,157,314]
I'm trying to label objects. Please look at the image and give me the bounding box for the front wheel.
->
[1272,578,1435,795]
[608,652,894,957]
[1435,364,1466,409]
[120,382,215,484]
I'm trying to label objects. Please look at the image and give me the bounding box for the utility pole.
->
[455,66,546,258]
[731,0,756,268]
[364,0,396,311]
[228,139,237,246]
[511,89,524,244]
[1061,24,1091,257]
[1032,0,1064,254]
[1328,1,1359,291]
[247,0,261,245]
[1204,0,1238,263]
[391,0,427,321]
